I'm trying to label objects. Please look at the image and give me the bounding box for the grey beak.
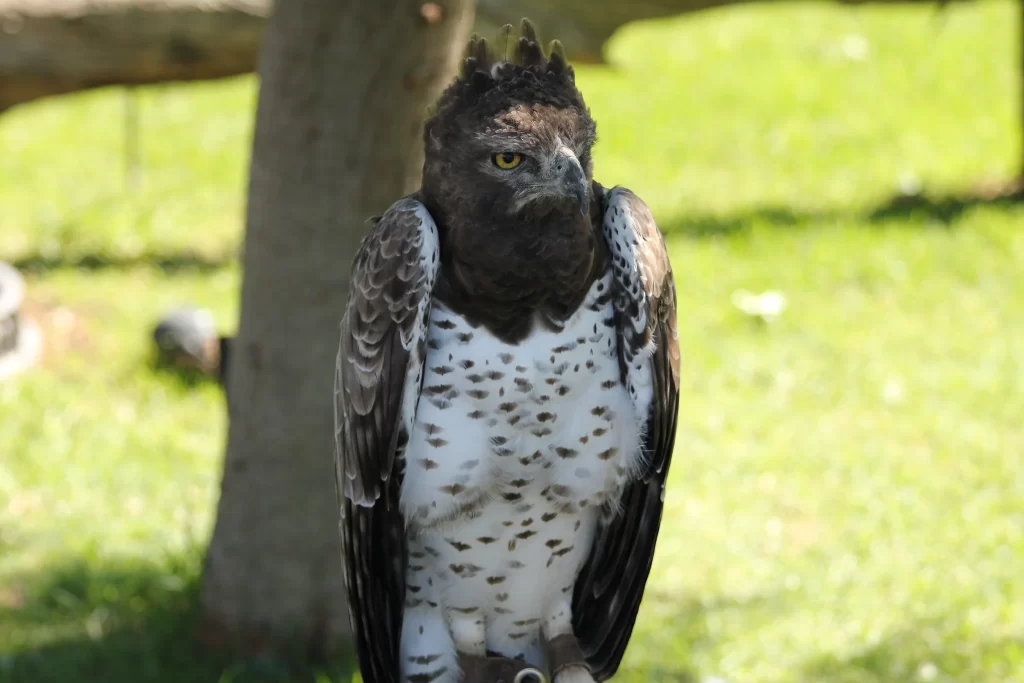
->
[575,182,590,216]
[556,149,589,217]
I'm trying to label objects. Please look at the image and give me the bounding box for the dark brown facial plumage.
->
[419,21,606,344]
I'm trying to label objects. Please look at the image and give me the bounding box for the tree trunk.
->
[199,0,474,660]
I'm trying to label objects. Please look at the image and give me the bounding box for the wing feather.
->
[573,185,680,680]
[334,197,439,683]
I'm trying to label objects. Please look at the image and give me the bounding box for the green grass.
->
[2,1,1023,681]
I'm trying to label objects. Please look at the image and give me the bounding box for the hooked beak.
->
[554,147,590,217]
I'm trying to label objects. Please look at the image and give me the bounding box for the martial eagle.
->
[334,20,680,683]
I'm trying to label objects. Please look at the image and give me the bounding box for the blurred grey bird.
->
[152,306,229,384]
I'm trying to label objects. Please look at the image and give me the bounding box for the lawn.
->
[2,1,1023,681]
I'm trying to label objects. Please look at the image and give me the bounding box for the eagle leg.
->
[542,602,595,683]
[546,634,589,681]
[450,611,548,682]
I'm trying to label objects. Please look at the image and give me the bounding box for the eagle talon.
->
[552,665,595,683]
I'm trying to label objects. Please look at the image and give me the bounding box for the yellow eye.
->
[493,152,522,169]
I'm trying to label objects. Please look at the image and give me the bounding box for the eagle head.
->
[422,19,597,224]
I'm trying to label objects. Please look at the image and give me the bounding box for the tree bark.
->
[199,0,474,659]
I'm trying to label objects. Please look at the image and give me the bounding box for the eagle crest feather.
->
[424,18,578,123]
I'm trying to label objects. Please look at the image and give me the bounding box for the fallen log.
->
[0,0,268,112]
[0,0,975,113]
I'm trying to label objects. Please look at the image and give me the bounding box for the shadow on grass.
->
[661,205,826,238]
[12,251,236,275]
[0,557,356,683]
[2,556,740,683]
[7,187,1023,275]
[149,350,224,390]
[799,617,1024,682]
[660,186,1024,238]
[867,181,1024,225]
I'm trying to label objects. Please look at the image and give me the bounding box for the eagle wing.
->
[334,197,439,683]
[572,185,681,680]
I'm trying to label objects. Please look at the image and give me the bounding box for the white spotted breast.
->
[399,270,644,531]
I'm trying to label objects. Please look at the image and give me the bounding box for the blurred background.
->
[1,0,1022,681]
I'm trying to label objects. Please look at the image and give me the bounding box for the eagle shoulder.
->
[571,184,681,681]
[601,185,680,427]
[336,196,439,505]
